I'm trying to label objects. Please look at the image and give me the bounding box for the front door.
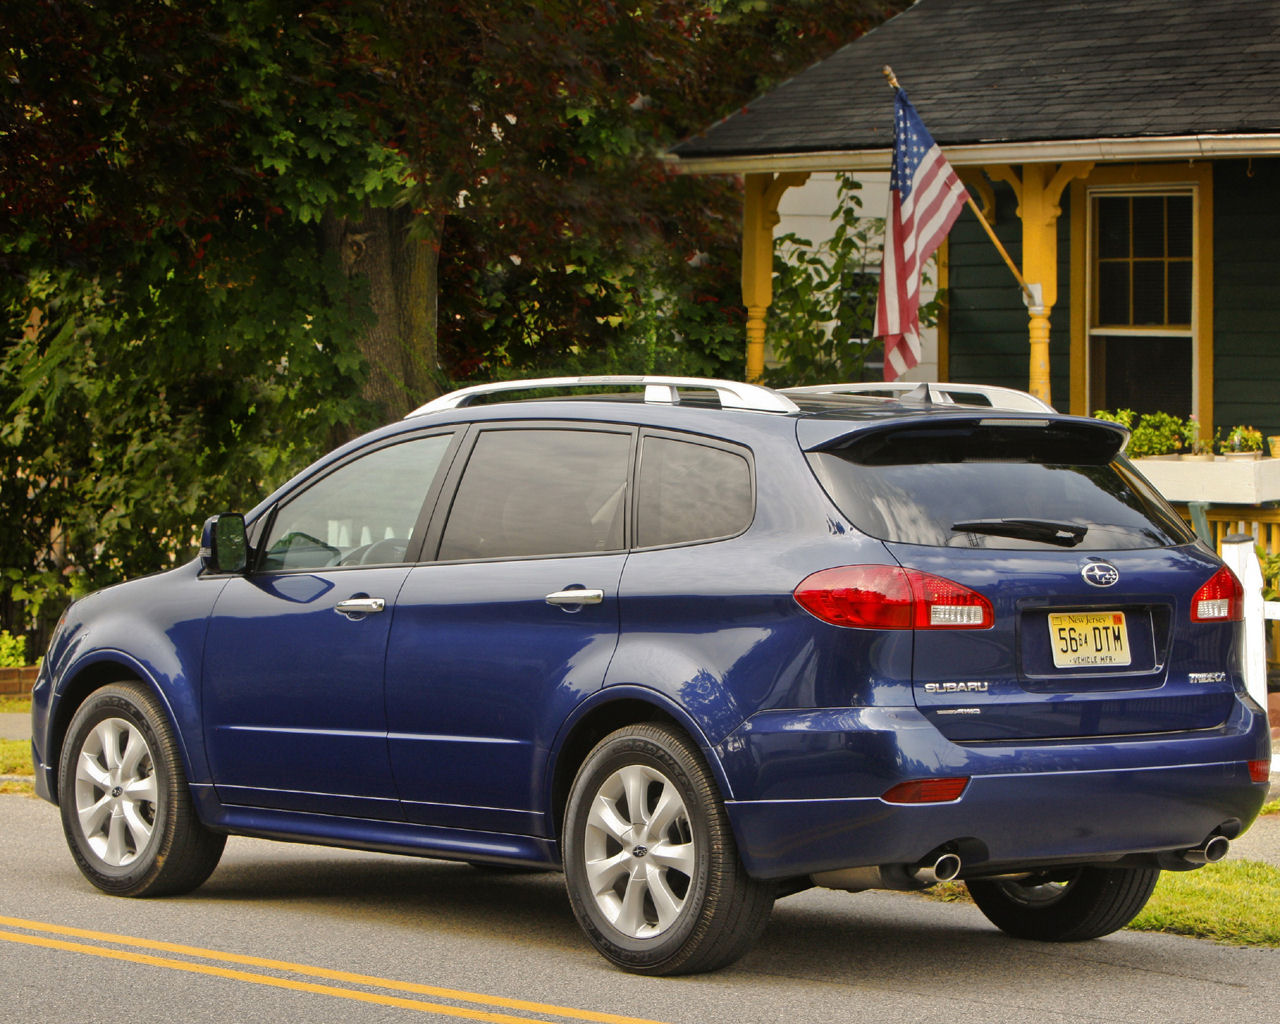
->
[202,432,455,818]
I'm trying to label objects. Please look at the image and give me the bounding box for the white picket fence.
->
[1219,537,1279,773]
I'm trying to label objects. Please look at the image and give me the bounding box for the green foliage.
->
[1225,425,1264,453]
[0,631,26,668]
[1,232,373,631]
[2,0,906,639]
[760,174,944,387]
[1258,550,1280,602]
[1094,409,1186,457]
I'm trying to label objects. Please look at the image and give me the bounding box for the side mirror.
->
[200,513,249,574]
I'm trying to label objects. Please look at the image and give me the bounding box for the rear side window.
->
[636,435,752,548]
[439,428,630,560]
[808,423,1194,550]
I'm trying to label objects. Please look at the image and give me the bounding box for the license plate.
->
[1048,611,1131,668]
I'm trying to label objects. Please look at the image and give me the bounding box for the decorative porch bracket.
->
[742,171,810,382]
[983,162,1093,407]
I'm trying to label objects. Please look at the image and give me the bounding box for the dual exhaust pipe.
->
[813,834,1229,893]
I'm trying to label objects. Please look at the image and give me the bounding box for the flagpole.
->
[881,66,1039,310]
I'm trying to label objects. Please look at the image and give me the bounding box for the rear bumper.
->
[719,700,1271,879]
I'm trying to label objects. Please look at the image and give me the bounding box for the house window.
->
[1088,191,1195,416]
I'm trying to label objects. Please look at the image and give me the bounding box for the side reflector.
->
[882,777,970,804]
[1248,760,1270,784]
[1191,566,1244,622]
[794,565,994,630]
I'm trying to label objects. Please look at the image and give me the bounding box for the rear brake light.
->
[1191,566,1244,622]
[1248,760,1270,784]
[882,777,970,804]
[794,565,993,630]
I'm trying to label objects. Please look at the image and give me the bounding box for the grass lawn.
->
[0,738,32,775]
[0,737,34,794]
[1129,860,1280,945]
[0,695,31,713]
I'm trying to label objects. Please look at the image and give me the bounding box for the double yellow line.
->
[0,915,670,1023]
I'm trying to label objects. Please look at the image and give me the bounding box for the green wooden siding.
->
[947,181,1072,405]
[1213,157,1280,438]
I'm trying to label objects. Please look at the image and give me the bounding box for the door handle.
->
[334,597,386,618]
[545,588,604,607]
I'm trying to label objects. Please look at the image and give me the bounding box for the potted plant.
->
[1114,411,1184,459]
[1182,415,1216,461]
[1224,425,1264,460]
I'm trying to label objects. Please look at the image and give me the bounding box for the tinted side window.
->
[438,429,630,560]
[261,434,453,570]
[636,436,752,548]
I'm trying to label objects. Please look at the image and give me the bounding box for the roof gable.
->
[672,0,1280,161]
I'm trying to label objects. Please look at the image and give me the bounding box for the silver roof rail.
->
[406,375,800,418]
[780,381,1055,413]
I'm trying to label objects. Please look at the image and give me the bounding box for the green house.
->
[669,0,1280,439]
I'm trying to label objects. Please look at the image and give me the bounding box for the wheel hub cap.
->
[582,763,696,940]
[73,717,158,868]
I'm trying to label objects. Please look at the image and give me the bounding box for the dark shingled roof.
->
[671,0,1280,159]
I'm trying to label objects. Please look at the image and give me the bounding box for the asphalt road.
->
[2,793,1279,1024]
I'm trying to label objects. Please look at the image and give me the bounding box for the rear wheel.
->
[562,724,774,975]
[58,682,225,897]
[967,866,1160,941]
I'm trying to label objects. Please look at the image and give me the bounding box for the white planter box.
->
[1132,456,1280,504]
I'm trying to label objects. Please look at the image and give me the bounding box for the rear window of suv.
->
[806,421,1194,550]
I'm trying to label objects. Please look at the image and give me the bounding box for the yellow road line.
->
[0,916,669,1024]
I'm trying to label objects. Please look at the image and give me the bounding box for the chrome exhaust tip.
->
[1182,835,1230,865]
[912,852,962,885]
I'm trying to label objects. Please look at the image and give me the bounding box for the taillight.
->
[794,565,994,630]
[1191,566,1244,622]
[1248,760,1270,784]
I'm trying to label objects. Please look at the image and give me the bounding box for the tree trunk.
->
[322,203,444,423]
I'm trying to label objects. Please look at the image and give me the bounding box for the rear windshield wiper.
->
[951,518,1087,547]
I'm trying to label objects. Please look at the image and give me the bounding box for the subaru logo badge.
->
[1081,562,1120,587]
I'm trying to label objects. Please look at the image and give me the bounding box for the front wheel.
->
[58,682,226,897]
[967,866,1160,941]
[562,724,774,975]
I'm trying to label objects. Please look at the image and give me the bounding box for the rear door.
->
[384,423,632,837]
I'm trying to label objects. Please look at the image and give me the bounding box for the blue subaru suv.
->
[31,376,1271,974]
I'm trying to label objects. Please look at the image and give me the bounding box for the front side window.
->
[261,434,453,570]
[438,428,630,560]
[635,436,753,548]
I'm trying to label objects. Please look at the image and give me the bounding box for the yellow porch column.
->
[742,172,809,382]
[985,162,1093,406]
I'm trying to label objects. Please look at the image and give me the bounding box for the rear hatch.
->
[803,412,1242,742]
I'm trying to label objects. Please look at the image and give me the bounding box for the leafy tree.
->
[1,0,901,640]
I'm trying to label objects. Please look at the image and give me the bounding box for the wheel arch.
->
[546,686,734,845]
[45,654,196,806]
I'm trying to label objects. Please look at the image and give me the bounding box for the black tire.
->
[58,682,226,897]
[967,865,1160,941]
[562,724,775,975]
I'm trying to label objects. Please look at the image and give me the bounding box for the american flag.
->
[874,88,969,380]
